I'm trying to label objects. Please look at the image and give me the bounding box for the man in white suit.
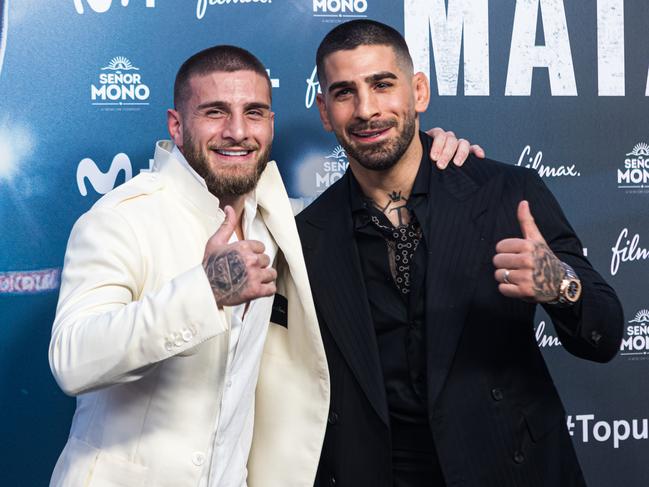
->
[49,45,477,487]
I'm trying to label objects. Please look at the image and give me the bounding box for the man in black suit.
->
[297,19,624,487]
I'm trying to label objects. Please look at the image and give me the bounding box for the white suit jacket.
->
[49,141,330,487]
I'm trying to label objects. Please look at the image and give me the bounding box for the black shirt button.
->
[591,330,602,345]
[328,411,339,425]
[329,475,337,486]
[491,388,504,401]
[513,451,525,464]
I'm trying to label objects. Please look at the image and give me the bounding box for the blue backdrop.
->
[1,1,648,485]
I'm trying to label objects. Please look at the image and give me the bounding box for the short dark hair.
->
[173,45,271,112]
[316,19,414,87]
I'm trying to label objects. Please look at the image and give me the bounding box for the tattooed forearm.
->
[531,242,562,300]
[204,251,248,303]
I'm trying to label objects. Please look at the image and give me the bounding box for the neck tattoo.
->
[370,190,411,227]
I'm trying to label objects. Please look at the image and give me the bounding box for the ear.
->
[270,111,275,139]
[316,93,333,132]
[167,109,183,148]
[412,72,430,113]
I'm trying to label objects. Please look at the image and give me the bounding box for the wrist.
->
[547,261,581,306]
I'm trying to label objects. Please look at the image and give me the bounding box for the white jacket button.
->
[192,451,206,466]
[182,329,193,342]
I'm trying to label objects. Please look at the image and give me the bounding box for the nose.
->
[354,88,380,121]
[221,112,247,143]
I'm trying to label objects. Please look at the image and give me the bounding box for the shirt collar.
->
[170,144,259,211]
[241,188,260,239]
[348,130,432,214]
[348,169,369,214]
[171,145,208,190]
[410,131,432,198]
[171,145,257,225]
[156,142,259,227]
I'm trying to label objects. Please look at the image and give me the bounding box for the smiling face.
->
[316,44,429,171]
[167,69,274,197]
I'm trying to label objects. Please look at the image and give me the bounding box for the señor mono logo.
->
[295,145,349,197]
[620,309,649,359]
[618,142,649,193]
[91,56,150,110]
[313,0,368,21]
[294,145,349,199]
[317,146,349,191]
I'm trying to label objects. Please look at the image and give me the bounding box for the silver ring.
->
[503,269,511,284]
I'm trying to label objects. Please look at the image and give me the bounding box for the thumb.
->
[211,205,237,245]
[517,200,543,241]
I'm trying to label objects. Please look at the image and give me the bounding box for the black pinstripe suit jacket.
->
[296,147,623,487]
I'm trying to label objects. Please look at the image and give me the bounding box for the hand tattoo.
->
[532,242,562,300]
[204,251,247,303]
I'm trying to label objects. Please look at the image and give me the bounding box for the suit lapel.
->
[255,162,308,290]
[423,163,503,410]
[254,162,325,368]
[299,158,504,423]
[301,174,389,425]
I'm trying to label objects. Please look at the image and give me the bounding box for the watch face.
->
[566,279,581,302]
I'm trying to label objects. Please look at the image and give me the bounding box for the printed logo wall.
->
[618,143,649,193]
[91,56,151,110]
[622,309,649,359]
[0,1,647,486]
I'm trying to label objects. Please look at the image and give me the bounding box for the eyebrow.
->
[327,71,399,94]
[244,102,271,111]
[195,100,271,111]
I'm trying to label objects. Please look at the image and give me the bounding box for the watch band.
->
[548,261,582,306]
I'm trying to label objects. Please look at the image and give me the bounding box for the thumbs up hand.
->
[492,201,563,303]
[202,206,277,307]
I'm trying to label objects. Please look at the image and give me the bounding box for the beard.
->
[334,112,416,172]
[181,132,270,198]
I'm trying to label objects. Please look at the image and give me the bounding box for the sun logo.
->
[326,146,347,160]
[626,142,649,157]
[629,309,649,324]
[101,56,139,71]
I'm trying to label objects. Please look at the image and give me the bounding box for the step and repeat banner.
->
[1,1,648,485]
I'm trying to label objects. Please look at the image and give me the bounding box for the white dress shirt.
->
[172,148,278,487]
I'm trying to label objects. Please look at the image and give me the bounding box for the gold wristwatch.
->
[549,262,582,306]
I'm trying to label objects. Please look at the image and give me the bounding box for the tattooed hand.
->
[492,201,563,303]
[202,206,277,307]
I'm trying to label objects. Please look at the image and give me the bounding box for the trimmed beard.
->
[335,112,416,172]
[182,132,270,198]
